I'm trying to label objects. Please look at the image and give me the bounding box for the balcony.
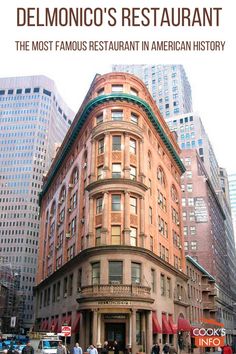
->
[202,301,217,311]
[201,284,211,292]
[77,284,153,303]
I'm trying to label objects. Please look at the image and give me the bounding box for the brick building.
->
[35,72,191,353]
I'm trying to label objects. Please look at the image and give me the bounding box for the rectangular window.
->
[95,227,101,246]
[112,164,121,178]
[112,136,121,151]
[112,110,123,121]
[188,198,194,206]
[96,113,103,125]
[183,226,188,236]
[131,112,138,124]
[92,262,100,285]
[182,211,187,221]
[129,139,136,154]
[130,227,137,246]
[112,195,121,211]
[97,88,104,96]
[182,198,186,206]
[190,226,196,235]
[131,262,141,284]
[130,166,136,180]
[189,211,195,221]
[130,197,137,214]
[150,236,154,252]
[52,284,56,303]
[96,197,103,214]
[63,277,68,297]
[186,171,192,179]
[111,226,121,245]
[77,268,82,292]
[149,207,152,224]
[112,85,123,92]
[161,274,165,295]
[187,184,193,192]
[184,241,188,251]
[151,269,155,292]
[166,277,171,298]
[190,241,197,250]
[97,166,103,180]
[68,273,73,296]
[98,139,104,154]
[130,88,138,96]
[109,261,123,284]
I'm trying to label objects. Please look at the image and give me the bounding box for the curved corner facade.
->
[35,73,188,353]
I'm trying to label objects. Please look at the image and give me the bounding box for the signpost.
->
[61,326,71,347]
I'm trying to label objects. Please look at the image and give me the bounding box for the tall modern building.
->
[229,174,236,234]
[35,72,192,353]
[180,150,235,340]
[112,65,193,119]
[0,75,74,331]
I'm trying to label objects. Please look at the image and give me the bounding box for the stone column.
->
[85,311,90,349]
[139,139,145,183]
[92,310,98,345]
[139,197,146,248]
[80,312,86,350]
[97,312,101,348]
[124,191,130,245]
[124,133,130,179]
[101,192,109,244]
[89,138,96,183]
[88,197,94,247]
[103,132,110,178]
[146,311,152,354]
[128,313,132,348]
[131,309,137,354]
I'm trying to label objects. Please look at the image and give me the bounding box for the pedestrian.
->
[57,341,66,354]
[113,341,119,354]
[151,343,160,354]
[162,343,170,354]
[73,343,83,354]
[89,345,98,354]
[102,341,109,354]
[222,344,233,354]
[22,342,34,354]
[169,345,177,354]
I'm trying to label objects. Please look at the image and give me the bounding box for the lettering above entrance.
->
[97,300,131,305]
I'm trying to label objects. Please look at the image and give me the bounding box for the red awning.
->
[40,320,45,331]
[72,313,81,334]
[152,312,162,334]
[53,318,59,333]
[42,319,48,331]
[169,316,177,334]
[178,317,191,332]
[162,314,172,334]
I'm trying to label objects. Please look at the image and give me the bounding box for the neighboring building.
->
[229,173,236,234]
[0,282,8,333]
[112,65,192,119]
[181,150,235,341]
[166,112,221,192]
[0,75,74,331]
[35,72,191,353]
[186,256,218,345]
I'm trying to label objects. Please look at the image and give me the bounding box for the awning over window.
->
[169,316,177,334]
[178,317,191,332]
[162,314,172,334]
[152,312,162,334]
[72,313,81,334]
[41,319,48,331]
[66,314,72,326]
[40,319,45,331]
[50,318,58,332]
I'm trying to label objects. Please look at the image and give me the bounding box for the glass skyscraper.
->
[0,75,74,331]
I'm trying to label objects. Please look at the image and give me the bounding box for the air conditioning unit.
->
[56,245,59,250]
[65,232,71,239]
[179,268,183,271]
[81,218,85,224]
[58,200,62,206]
[175,199,179,204]
[47,255,50,259]
[177,221,180,226]
[158,199,161,204]
[159,226,163,232]
[50,213,53,218]
[68,183,73,188]
[57,222,61,227]
[178,296,182,300]
[84,163,87,168]
[61,197,64,202]
[197,298,199,302]
[179,245,182,250]
[68,208,72,213]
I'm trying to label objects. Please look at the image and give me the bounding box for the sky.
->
[0,0,235,174]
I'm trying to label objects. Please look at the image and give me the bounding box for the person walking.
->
[113,341,119,354]
[22,342,34,354]
[89,345,98,354]
[73,343,83,354]
[57,341,67,354]
[151,343,160,354]
[102,342,109,354]
[162,343,170,354]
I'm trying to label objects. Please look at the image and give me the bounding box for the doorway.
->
[105,322,126,352]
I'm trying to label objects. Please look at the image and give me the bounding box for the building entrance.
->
[105,322,126,352]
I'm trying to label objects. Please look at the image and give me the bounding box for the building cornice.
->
[40,93,185,204]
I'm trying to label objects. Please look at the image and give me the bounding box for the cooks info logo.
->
[193,318,225,347]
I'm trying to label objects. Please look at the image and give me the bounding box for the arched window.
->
[70,167,79,185]
[157,166,166,187]
[50,201,56,218]
[171,184,178,204]
[59,186,66,203]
